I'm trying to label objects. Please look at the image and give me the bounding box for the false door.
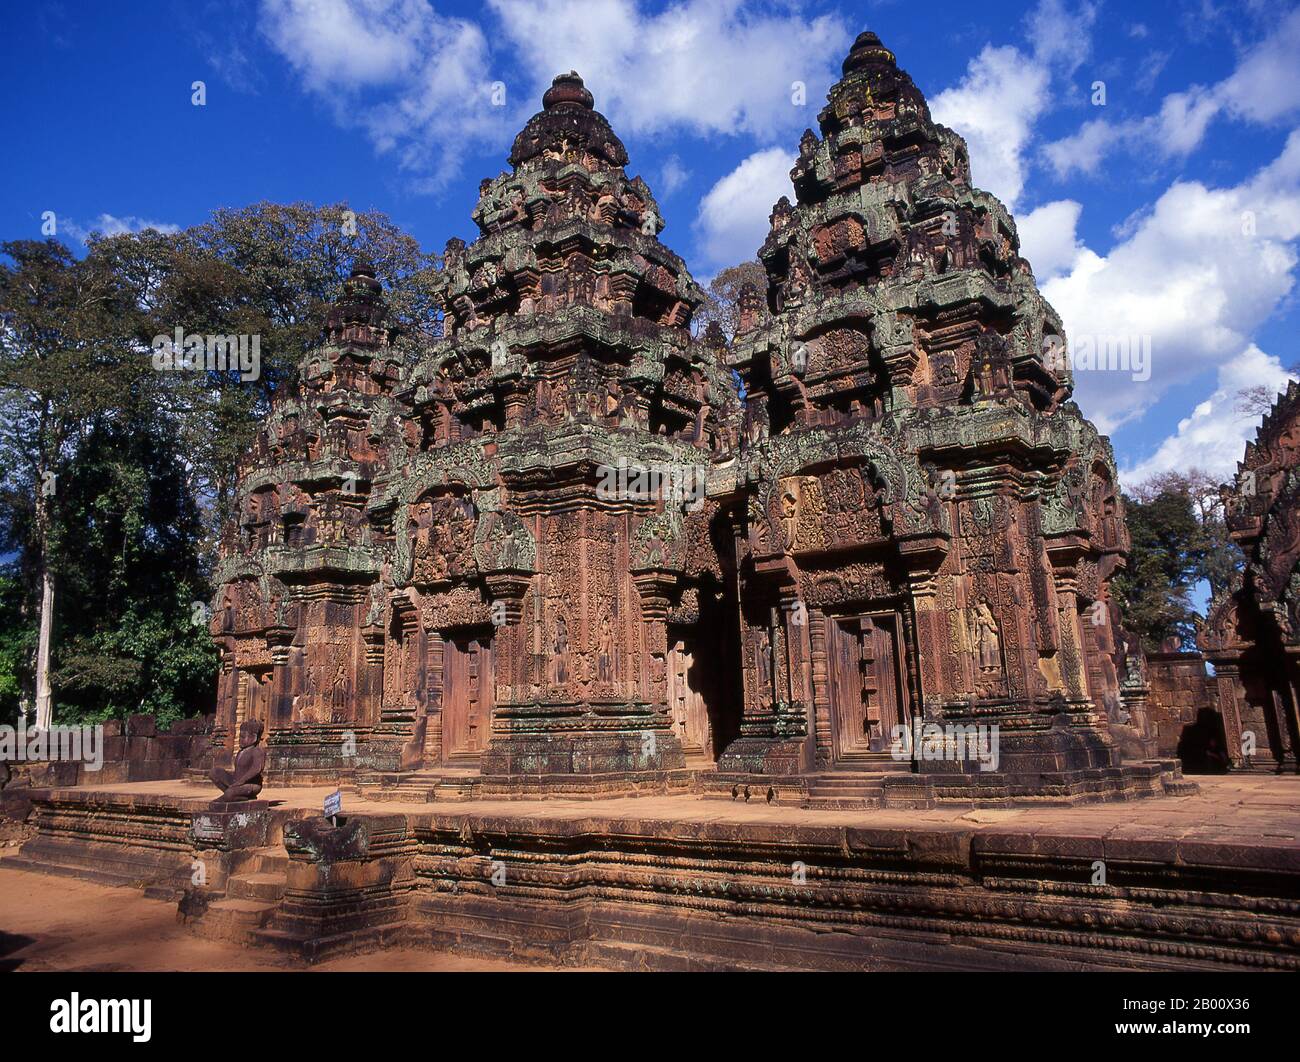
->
[442,635,493,763]
[826,612,905,760]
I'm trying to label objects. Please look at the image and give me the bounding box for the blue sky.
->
[3,0,1298,486]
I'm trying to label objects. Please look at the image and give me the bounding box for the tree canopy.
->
[0,204,438,725]
[1114,469,1243,652]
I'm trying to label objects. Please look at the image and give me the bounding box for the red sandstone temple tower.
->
[211,72,743,794]
[210,258,402,778]
[422,70,744,793]
[711,31,1156,798]
[210,34,1178,804]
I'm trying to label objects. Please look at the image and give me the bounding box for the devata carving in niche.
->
[971,597,1002,675]
[551,614,570,687]
[597,613,614,683]
[781,488,799,546]
[410,495,476,586]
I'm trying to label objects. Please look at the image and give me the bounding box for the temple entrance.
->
[237,668,271,727]
[825,612,905,761]
[667,635,712,762]
[441,635,493,764]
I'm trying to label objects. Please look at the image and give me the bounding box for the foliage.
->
[0,204,436,725]
[92,202,440,548]
[694,260,767,338]
[1115,468,1243,652]
[0,570,33,727]
[1127,469,1243,600]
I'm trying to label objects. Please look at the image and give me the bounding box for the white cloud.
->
[1042,88,1221,180]
[930,45,1050,209]
[659,154,690,197]
[1122,345,1296,484]
[1151,85,1222,156]
[694,147,793,268]
[488,0,850,141]
[259,0,505,189]
[1016,199,1083,281]
[260,0,431,88]
[1043,131,1300,434]
[1218,6,1300,124]
[1026,0,1097,76]
[1042,7,1300,174]
[1042,118,1122,180]
[929,0,1094,208]
[61,214,180,244]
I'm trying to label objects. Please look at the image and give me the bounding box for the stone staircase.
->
[802,759,914,809]
[803,772,888,809]
[187,847,288,943]
[352,768,481,804]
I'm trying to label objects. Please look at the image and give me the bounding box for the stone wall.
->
[0,713,214,823]
[1145,650,1224,766]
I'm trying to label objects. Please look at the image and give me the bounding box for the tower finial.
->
[543,71,594,111]
[842,30,896,75]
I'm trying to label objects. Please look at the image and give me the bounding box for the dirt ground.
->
[0,855,553,972]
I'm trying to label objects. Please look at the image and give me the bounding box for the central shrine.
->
[209,32,1177,805]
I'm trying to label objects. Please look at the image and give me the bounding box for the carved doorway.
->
[442,635,493,764]
[233,667,272,753]
[825,612,905,761]
[667,634,713,762]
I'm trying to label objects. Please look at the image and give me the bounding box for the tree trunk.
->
[34,566,54,730]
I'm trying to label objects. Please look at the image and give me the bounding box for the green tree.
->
[0,238,145,726]
[1128,469,1244,600]
[1115,484,1213,651]
[0,204,440,726]
[45,411,216,724]
[694,260,767,338]
[93,202,439,549]
[0,569,34,727]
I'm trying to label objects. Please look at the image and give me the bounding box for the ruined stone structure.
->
[209,32,1177,804]
[1144,641,1226,766]
[31,31,1300,978]
[1203,381,1300,772]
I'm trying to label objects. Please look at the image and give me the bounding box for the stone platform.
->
[5,776,1299,971]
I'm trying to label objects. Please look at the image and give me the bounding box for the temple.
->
[17,30,1300,976]
[1201,380,1300,772]
[208,33,1180,805]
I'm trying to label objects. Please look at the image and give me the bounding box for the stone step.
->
[142,883,187,903]
[237,846,289,876]
[803,771,889,809]
[355,774,482,803]
[805,789,885,800]
[227,872,287,903]
[432,781,479,802]
[356,785,436,803]
[804,796,884,810]
[202,897,279,932]
[256,853,289,876]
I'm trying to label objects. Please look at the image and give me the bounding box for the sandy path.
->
[0,856,554,972]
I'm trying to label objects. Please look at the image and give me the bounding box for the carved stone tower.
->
[714,31,1147,797]
[210,36,1179,805]
[408,71,741,793]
